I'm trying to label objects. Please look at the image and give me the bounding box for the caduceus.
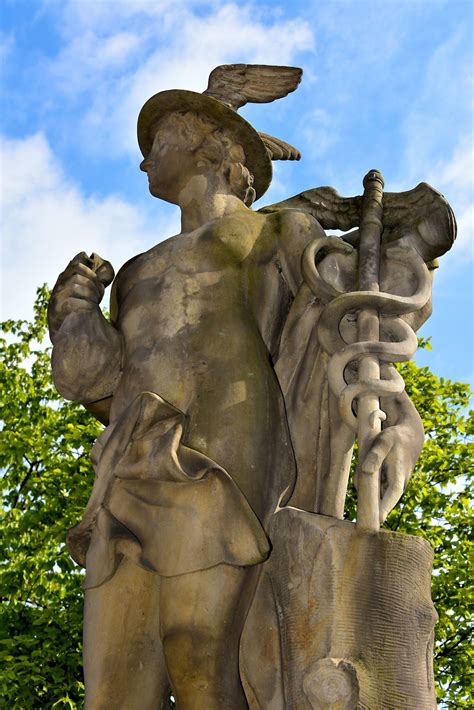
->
[349,170,388,529]
[349,170,410,530]
[267,170,455,531]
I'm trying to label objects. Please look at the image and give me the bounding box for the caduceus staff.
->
[263,153,455,531]
[355,169,386,530]
[344,169,434,531]
[315,168,391,531]
[284,170,445,532]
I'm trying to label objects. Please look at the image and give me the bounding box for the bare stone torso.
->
[109,210,296,517]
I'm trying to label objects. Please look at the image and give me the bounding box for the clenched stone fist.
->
[48,252,114,339]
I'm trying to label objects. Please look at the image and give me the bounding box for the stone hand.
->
[48,252,115,338]
[358,401,424,524]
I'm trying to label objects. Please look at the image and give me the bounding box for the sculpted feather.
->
[260,183,456,261]
[204,64,303,110]
[260,187,362,231]
[259,132,301,161]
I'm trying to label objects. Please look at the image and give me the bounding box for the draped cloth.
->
[67,392,270,589]
[275,281,355,516]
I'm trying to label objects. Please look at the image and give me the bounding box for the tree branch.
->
[12,460,41,508]
[435,629,471,660]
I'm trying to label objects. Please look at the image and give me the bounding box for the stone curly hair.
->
[153,110,257,207]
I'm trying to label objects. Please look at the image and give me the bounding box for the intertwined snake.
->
[302,237,431,432]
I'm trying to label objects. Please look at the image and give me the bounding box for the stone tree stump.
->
[241,507,438,709]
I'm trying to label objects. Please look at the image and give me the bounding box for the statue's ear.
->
[226,162,256,206]
[244,183,257,208]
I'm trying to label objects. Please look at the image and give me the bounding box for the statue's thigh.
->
[158,564,259,706]
[159,563,259,643]
[83,558,169,709]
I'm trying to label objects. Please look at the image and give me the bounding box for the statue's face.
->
[140,122,200,204]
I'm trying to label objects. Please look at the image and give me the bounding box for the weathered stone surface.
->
[242,507,437,709]
[47,63,455,708]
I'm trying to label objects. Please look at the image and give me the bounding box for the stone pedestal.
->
[241,508,437,709]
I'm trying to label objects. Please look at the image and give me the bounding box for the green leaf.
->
[1,286,472,707]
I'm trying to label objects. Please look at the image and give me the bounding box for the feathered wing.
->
[259,132,301,161]
[204,64,302,110]
[382,183,456,262]
[259,187,361,231]
[260,182,456,261]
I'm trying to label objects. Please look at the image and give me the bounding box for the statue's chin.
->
[148,182,178,205]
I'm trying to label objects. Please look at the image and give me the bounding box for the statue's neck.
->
[177,175,249,232]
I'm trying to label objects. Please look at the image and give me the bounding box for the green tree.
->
[0,287,101,708]
[1,289,472,708]
[389,354,473,706]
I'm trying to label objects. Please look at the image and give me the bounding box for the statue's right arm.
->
[48,252,122,412]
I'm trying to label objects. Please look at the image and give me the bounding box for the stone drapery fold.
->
[66,391,270,588]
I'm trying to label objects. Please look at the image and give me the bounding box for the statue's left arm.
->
[48,252,122,424]
[267,184,455,522]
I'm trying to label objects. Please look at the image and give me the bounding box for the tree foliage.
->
[391,354,473,706]
[0,287,101,708]
[1,289,472,708]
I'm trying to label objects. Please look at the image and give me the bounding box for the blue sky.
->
[1,0,473,385]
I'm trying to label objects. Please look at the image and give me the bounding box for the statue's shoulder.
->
[259,204,324,235]
[110,239,171,293]
[257,207,326,281]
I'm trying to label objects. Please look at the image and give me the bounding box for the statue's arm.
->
[48,252,122,412]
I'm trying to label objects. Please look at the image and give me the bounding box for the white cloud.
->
[427,137,474,261]
[45,2,314,157]
[397,27,473,266]
[59,0,189,33]
[51,31,142,94]
[402,28,472,175]
[0,133,179,321]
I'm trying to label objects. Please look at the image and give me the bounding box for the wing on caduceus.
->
[260,182,456,261]
[260,187,362,232]
[382,183,456,261]
[205,63,457,258]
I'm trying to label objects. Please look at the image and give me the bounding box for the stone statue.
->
[48,65,455,709]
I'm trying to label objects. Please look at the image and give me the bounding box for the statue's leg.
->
[83,557,171,709]
[159,563,260,710]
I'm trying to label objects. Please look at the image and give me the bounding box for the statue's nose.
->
[140,159,150,172]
